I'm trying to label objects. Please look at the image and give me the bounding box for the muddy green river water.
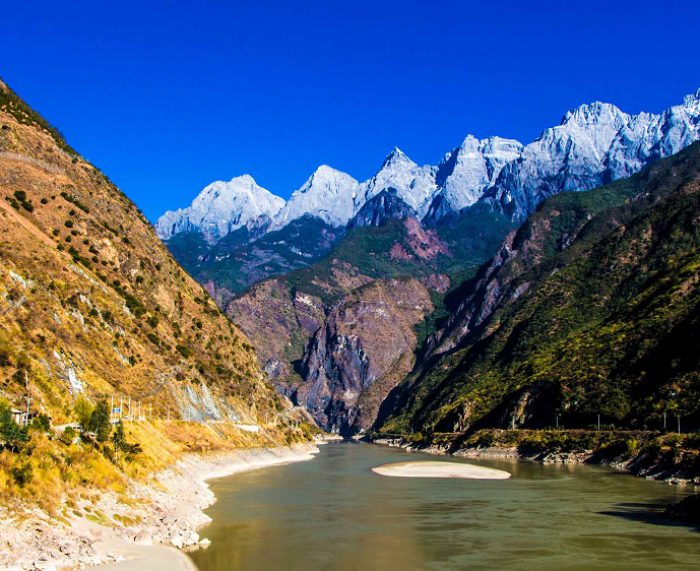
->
[190,442,699,571]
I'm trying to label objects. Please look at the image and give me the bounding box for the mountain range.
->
[157,90,700,242]
[154,89,700,435]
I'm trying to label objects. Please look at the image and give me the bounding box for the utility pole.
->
[663,411,667,431]
[597,414,601,431]
[555,414,559,429]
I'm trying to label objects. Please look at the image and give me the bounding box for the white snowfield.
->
[371,460,511,480]
[156,89,700,239]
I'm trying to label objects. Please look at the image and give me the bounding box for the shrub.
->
[0,401,28,452]
[74,396,94,430]
[59,426,77,446]
[30,413,51,433]
[88,400,111,443]
[176,345,191,359]
[112,421,142,462]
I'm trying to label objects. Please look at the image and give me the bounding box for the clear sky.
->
[3,0,700,220]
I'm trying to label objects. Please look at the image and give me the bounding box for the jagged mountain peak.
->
[683,88,700,107]
[561,101,629,127]
[380,146,416,169]
[271,164,358,229]
[427,134,524,216]
[304,164,356,188]
[155,175,284,243]
[357,147,437,217]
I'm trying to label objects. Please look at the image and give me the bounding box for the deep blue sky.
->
[3,0,700,220]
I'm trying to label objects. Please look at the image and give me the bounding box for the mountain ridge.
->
[157,89,700,244]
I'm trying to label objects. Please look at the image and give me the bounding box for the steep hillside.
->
[377,143,700,437]
[0,79,283,427]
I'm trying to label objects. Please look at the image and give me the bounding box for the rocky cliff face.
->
[483,92,700,220]
[292,279,432,434]
[271,165,359,229]
[0,80,281,424]
[225,214,452,433]
[348,188,417,228]
[430,135,524,215]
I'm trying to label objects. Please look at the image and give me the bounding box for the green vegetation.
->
[60,191,90,213]
[0,400,28,451]
[12,190,34,212]
[379,143,700,437]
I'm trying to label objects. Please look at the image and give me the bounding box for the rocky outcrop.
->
[226,280,325,381]
[291,279,433,434]
[348,189,417,228]
[483,92,700,221]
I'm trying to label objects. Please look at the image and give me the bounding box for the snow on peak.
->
[155,175,284,243]
[157,88,700,240]
[562,101,628,126]
[355,147,437,217]
[431,135,523,212]
[683,88,700,107]
[272,165,358,228]
[483,89,700,220]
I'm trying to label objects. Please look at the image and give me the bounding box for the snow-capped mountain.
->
[271,165,358,229]
[354,147,438,218]
[606,90,700,179]
[155,175,284,243]
[157,89,700,244]
[428,135,524,217]
[483,91,700,220]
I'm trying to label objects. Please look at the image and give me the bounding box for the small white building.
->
[11,408,26,426]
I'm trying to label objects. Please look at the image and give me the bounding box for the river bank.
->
[371,429,700,485]
[0,442,320,570]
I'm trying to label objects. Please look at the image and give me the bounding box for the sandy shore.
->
[371,460,511,479]
[0,443,319,571]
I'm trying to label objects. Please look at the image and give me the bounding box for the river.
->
[190,441,699,570]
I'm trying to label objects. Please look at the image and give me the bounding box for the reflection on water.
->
[190,442,699,571]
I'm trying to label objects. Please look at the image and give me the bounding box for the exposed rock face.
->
[292,279,433,434]
[429,135,524,215]
[483,92,700,220]
[354,147,438,218]
[226,280,325,382]
[272,165,359,229]
[348,189,417,228]
[156,175,284,243]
